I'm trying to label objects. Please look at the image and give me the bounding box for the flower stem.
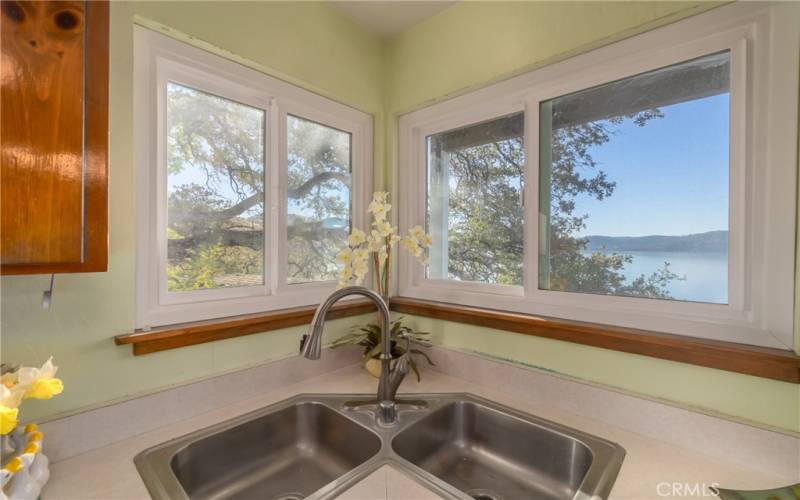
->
[384,243,391,300]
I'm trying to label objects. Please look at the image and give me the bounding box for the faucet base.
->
[342,398,429,425]
[342,398,429,411]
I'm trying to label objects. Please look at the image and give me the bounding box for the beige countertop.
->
[42,364,795,500]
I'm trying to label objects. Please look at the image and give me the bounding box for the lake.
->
[588,250,728,304]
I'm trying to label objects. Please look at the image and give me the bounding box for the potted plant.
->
[331,318,433,379]
[332,191,435,378]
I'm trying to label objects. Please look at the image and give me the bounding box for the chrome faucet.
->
[301,286,411,424]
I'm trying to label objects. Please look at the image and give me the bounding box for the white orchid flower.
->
[336,248,353,265]
[409,225,426,241]
[353,259,369,280]
[348,228,366,247]
[375,220,394,237]
[353,248,369,262]
[367,231,382,252]
[401,236,419,253]
[334,192,432,296]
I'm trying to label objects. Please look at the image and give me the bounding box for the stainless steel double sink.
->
[135,394,625,500]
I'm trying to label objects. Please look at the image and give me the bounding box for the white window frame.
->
[397,3,798,349]
[135,27,372,328]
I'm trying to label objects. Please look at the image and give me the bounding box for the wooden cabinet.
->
[1,0,108,275]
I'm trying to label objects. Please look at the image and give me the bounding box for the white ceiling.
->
[331,1,456,38]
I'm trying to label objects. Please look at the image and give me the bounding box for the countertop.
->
[42,364,795,500]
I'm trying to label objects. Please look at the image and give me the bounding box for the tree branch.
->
[288,171,350,199]
[169,171,350,226]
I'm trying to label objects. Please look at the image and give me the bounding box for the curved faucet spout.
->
[301,286,404,423]
[301,286,390,360]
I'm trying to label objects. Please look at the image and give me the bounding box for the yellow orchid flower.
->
[0,405,19,435]
[25,378,64,400]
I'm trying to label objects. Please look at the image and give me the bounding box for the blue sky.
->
[572,93,730,237]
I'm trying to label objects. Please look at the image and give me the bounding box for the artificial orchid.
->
[336,192,432,297]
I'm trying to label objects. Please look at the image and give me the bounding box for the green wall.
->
[2,1,798,433]
[383,1,800,434]
[0,1,385,422]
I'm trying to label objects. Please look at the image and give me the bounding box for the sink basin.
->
[393,401,596,500]
[136,400,381,500]
[135,394,624,500]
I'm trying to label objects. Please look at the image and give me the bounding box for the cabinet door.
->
[1,0,108,274]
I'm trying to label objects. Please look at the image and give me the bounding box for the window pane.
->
[287,115,352,284]
[539,51,730,304]
[426,112,525,285]
[166,83,265,291]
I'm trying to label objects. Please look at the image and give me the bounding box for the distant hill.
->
[584,230,728,252]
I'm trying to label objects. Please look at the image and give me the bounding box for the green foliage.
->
[167,241,262,291]
[164,84,351,288]
[446,139,524,285]
[330,318,434,381]
[164,79,678,300]
[443,108,679,299]
[286,115,352,282]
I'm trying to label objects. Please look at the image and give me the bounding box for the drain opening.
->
[466,489,499,500]
[274,494,305,500]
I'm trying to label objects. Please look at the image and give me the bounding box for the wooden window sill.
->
[115,296,800,384]
[390,297,800,384]
[114,301,376,355]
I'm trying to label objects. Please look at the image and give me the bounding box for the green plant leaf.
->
[410,349,435,366]
[408,358,421,382]
[362,343,382,363]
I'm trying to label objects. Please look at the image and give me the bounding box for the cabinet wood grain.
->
[1,0,108,274]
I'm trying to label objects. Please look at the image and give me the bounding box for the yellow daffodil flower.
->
[25,378,64,400]
[16,357,64,401]
[0,405,19,435]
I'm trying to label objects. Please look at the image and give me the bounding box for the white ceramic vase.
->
[1,425,50,500]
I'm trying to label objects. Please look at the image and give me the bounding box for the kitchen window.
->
[286,115,353,285]
[135,27,371,328]
[398,3,797,349]
[538,51,731,305]
[426,112,525,287]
